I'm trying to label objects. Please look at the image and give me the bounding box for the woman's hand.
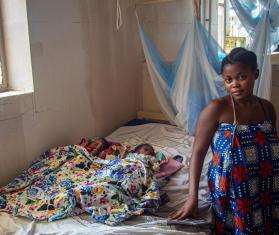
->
[168,196,198,220]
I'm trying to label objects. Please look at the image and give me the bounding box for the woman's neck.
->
[232,94,258,107]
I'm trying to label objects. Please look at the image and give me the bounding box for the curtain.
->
[137,0,278,135]
[230,0,279,99]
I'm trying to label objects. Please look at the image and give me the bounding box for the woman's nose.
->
[231,80,240,88]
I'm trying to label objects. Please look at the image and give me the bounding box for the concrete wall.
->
[0,0,141,186]
[88,0,141,135]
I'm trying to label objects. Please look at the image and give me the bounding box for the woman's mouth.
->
[232,90,242,96]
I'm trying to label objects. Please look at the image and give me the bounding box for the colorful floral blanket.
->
[0,142,162,225]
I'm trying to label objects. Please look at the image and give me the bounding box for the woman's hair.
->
[133,143,155,156]
[221,47,258,73]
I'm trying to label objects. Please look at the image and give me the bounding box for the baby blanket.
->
[0,143,161,225]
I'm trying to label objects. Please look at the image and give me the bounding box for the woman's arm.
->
[262,99,277,130]
[268,102,277,130]
[169,100,220,220]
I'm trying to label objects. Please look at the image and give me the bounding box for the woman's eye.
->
[239,75,247,80]
[224,78,232,83]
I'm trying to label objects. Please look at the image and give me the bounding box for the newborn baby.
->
[133,143,170,165]
[133,143,183,179]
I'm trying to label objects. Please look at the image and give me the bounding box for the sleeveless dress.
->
[208,98,279,235]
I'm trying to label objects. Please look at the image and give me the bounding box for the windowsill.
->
[0,90,33,102]
[0,90,34,121]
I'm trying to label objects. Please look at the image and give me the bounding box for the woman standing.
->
[170,47,279,234]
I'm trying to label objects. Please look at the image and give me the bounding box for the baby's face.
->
[137,146,153,156]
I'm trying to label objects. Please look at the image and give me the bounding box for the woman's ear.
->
[254,69,259,80]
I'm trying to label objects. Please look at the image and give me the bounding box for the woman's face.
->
[222,62,259,100]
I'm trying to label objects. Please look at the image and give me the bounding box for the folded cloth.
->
[155,152,183,179]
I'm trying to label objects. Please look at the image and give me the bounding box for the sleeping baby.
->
[80,138,182,174]
[132,143,183,178]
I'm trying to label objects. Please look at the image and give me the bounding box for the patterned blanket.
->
[0,141,162,225]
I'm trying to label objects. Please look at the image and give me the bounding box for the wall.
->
[0,0,141,186]
[88,0,141,135]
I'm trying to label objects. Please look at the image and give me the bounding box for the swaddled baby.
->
[133,143,183,179]
[81,138,183,178]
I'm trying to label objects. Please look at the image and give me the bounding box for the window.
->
[0,0,34,94]
[0,53,7,92]
[202,0,266,53]
[200,0,213,35]
[0,11,7,92]
[219,0,250,53]
[217,0,226,49]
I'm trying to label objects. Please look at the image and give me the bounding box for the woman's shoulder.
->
[207,96,230,110]
[257,97,277,123]
[257,97,275,110]
[199,96,230,123]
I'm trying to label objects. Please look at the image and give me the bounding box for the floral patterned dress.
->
[208,99,279,234]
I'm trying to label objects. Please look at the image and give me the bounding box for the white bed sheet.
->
[0,123,213,235]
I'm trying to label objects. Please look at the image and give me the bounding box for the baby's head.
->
[134,143,155,156]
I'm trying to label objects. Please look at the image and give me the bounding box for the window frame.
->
[218,0,227,49]
[200,0,212,35]
[202,0,228,49]
[0,6,8,93]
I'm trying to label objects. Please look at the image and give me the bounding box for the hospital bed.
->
[0,122,213,235]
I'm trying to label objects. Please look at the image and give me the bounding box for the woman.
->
[170,47,279,234]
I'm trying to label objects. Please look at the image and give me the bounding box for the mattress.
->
[0,123,213,235]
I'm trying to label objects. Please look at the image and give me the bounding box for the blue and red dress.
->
[208,100,279,234]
